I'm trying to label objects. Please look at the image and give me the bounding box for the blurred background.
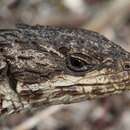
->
[1,0,130,130]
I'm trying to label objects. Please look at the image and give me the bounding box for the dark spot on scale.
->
[59,47,70,55]
[92,87,104,95]
[19,89,43,100]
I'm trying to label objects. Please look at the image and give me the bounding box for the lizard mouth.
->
[16,70,130,106]
[55,80,129,97]
[47,70,130,102]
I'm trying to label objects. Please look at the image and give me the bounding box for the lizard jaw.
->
[16,69,130,107]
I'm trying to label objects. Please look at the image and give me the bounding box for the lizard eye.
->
[66,56,93,72]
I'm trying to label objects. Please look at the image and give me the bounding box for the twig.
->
[13,105,64,130]
[83,0,130,32]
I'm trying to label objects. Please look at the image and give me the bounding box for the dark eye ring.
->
[66,56,93,72]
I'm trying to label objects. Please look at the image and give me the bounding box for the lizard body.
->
[0,24,130,116]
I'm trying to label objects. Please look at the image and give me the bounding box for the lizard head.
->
[16,26,130,107]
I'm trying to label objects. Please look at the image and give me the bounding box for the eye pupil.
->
[70,57,84,68]
[66,56,87,72]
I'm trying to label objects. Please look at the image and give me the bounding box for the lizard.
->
[0,24,130,116]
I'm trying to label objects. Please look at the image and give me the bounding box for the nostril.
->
[125,64,130,69]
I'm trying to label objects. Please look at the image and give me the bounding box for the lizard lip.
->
[51,79,129,101]
[53,70,130,97]
[55,70,130,88]
[55,79,129,93]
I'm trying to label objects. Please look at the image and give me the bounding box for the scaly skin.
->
[0,24,130,116]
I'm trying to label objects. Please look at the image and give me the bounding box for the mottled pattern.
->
[0,24,130,116]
